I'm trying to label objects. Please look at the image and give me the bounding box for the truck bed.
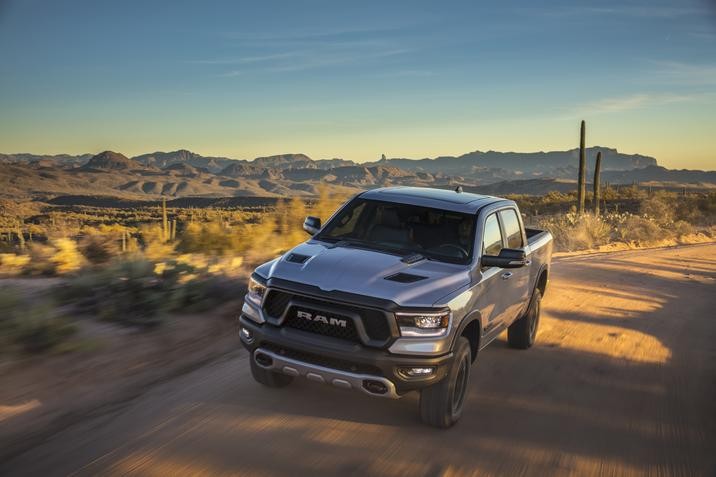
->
[525,227,549,244]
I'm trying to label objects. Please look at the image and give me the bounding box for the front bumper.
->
[239,315,453,396]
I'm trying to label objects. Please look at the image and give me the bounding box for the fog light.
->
[398,366,436,379]
[240,326,253,342]
[255,352,272,367]
[363,379,388,395]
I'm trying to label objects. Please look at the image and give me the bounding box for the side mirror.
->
[303,216,321,236]
[481,248,526,269]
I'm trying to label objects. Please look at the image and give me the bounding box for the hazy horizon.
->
[0,144,696,169]
[1,0,715,169]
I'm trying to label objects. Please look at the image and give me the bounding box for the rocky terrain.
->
[0,147,713,202]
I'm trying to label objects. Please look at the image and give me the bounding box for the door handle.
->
[501,272,513,280]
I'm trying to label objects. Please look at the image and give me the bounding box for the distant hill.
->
[372,147,657,177]
[252,153,314,169]
[133,150,239,173]
[163,162,201,177]
[83,151,142,171]
[219,162,265,178]
[0,152,91,168]
[602,165,716,184]
[0,146,713,200]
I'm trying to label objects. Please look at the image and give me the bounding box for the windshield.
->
[316,198,476,264]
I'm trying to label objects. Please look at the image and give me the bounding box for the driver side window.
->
[330,202,366,236]
[482,213,503,256]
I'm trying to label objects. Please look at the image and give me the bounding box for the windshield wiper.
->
[331,238,378,251]
[401,253,425,264]
[330,239,426,261]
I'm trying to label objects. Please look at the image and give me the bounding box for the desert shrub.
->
[312,183,348,222]
[177,221,246,255]
[24,243,56,275]
[0,253,31,276]
[140,224,175,260]
[169,274,237,312]
[617,215,663,243]
[0,287,76,353]
[78,232,121,264]
[537,213,611,251]
[158,257,242,311]
[640,194,675,225]
[274,197,309,248]
[58,257,241,327]
[50,238,85,274]
[13,303,77,353]
[0,287,20,331]
[673,192,716,226]
[672,220,695,237]
[60,259,173,327]
[24,238,85,276]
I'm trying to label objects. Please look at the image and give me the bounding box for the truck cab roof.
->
[359,186,506,214]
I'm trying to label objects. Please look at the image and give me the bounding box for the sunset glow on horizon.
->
[1,0,714,169]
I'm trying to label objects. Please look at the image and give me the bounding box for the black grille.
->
[261,343,382,375]
[283,306,361,343]
[361,309,392,339]
[262,289,392,344]
[263,290,292,317]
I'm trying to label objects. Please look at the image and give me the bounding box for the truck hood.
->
[255,241,472,307]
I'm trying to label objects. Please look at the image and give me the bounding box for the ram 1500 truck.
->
[239,186,553,427]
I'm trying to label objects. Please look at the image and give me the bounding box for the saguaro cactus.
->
[577,120,587,214]
[16,221,25,250]
[593,151,602,215]
[161,198,169,242]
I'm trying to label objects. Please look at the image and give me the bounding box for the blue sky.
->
[0,0,714,168]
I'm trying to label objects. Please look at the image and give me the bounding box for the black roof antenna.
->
[455,185,463,193]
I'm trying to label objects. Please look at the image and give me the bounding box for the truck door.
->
[479,212,510,329]
[498,208,530,324]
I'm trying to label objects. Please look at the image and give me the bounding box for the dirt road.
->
[2,244,715,476]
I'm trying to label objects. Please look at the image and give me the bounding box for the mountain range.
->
[0,148,713,202]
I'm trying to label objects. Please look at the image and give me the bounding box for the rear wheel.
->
[419,336,472,428]
[250,354,293,388]
[508,289,542,349]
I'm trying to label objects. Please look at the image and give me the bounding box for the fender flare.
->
[532,264,549,298]
[450,309,482,359]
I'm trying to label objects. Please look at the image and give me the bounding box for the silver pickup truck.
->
[239,186,553,427]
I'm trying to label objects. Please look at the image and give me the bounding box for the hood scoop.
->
[385,272,428,283]
[286,253,311,264]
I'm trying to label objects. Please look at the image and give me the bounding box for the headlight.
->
[396,310,451,337]
[246,277,266,306]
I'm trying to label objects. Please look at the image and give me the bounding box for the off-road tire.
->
[419,336,472,428]
[250,355,293,388]
[508,288,542,349]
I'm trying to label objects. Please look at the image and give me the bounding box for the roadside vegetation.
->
[0,185,714,355]
[0,287,76,354]
[515,189,715,252]
[0,186,347,354]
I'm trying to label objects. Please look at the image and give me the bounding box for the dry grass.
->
[533,192,714,252]
[0,188,713,350]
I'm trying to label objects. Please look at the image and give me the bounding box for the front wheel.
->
[419,336,472,428]
[507,289,542,349]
